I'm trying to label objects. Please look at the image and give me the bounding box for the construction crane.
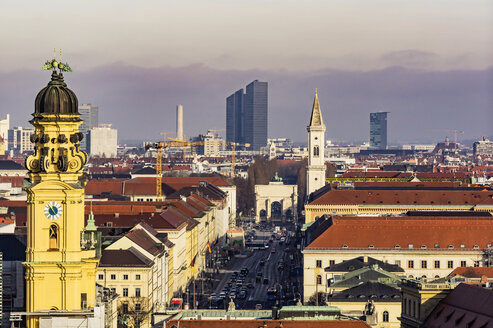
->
[167,137,204,160]
[224,141,250,171]
[144,141,170,201]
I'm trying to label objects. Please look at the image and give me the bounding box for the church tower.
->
[306,90,326,198]
[24,59,99,327]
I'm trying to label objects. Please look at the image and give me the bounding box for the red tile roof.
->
[305,216,493,250]
[167,199,203,219]
[449,267,493,279]
[85,180,124,195]
[125,229,163,256]
[157,207,190,231]
[163,176,231,190]
[310,189,493,206]
[123,177,156,196]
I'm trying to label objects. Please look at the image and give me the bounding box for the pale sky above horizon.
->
[1,0,492,72]
[0,1,492,142]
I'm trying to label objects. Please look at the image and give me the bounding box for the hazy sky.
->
[0,0,492,143]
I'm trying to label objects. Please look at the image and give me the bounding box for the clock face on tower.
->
[44,202,63,220]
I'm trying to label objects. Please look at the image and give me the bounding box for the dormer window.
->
[460,244,465,248]
[395,245,401,249]
[421,245,427,249]
[473,245,479,249]
[408,244,413,249]
[369,245,374,249]
[434,244,440,248]
[342,244,348,248]
[448,245,454,249]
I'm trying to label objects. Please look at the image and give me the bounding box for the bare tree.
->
[117,297,152,328]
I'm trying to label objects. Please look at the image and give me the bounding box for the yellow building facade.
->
[24,69,99,327]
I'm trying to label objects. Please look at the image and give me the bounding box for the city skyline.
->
[0,0,491,143]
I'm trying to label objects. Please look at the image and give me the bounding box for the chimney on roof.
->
[114,213,119,218]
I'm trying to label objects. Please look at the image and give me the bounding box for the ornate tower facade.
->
[24,67,99,327]
[306,90,326,198]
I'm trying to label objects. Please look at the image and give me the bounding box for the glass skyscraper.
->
[226,80,268,150]
[369,112,388,149]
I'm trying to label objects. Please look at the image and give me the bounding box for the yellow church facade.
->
[23,67,100,327]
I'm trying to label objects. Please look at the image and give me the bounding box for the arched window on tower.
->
[49,224,58,249]
[383,311,389,322]
[316,274,322,285]
[313,146,320,157]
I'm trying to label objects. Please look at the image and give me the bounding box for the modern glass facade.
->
[226,80,268,150]
[226,89,244,144]
[370,112,388,149]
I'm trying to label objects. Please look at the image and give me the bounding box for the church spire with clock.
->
[306,89,326,199]
[24,57,100,327]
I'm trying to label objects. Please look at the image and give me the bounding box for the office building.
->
[473,137,493,156]
[194,130,224,157]
[88,125,118,157]
[244,80,268,150]
[369,112,388,149]
[78,104,99,151]
[8,126,35,154]
[226,89,244,144]
[226,80,268,150]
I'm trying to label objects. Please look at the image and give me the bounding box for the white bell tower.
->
[306,89,326,198]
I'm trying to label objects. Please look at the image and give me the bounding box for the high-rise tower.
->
[226,80,267,150]
[78,104,99,151]
[306,90,326,198]
[24,63,99,327]
[369,112,388,149]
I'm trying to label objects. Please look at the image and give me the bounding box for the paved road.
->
[209,229,294,309]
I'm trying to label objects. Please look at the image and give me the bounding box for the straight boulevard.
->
[199,225,300,310]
